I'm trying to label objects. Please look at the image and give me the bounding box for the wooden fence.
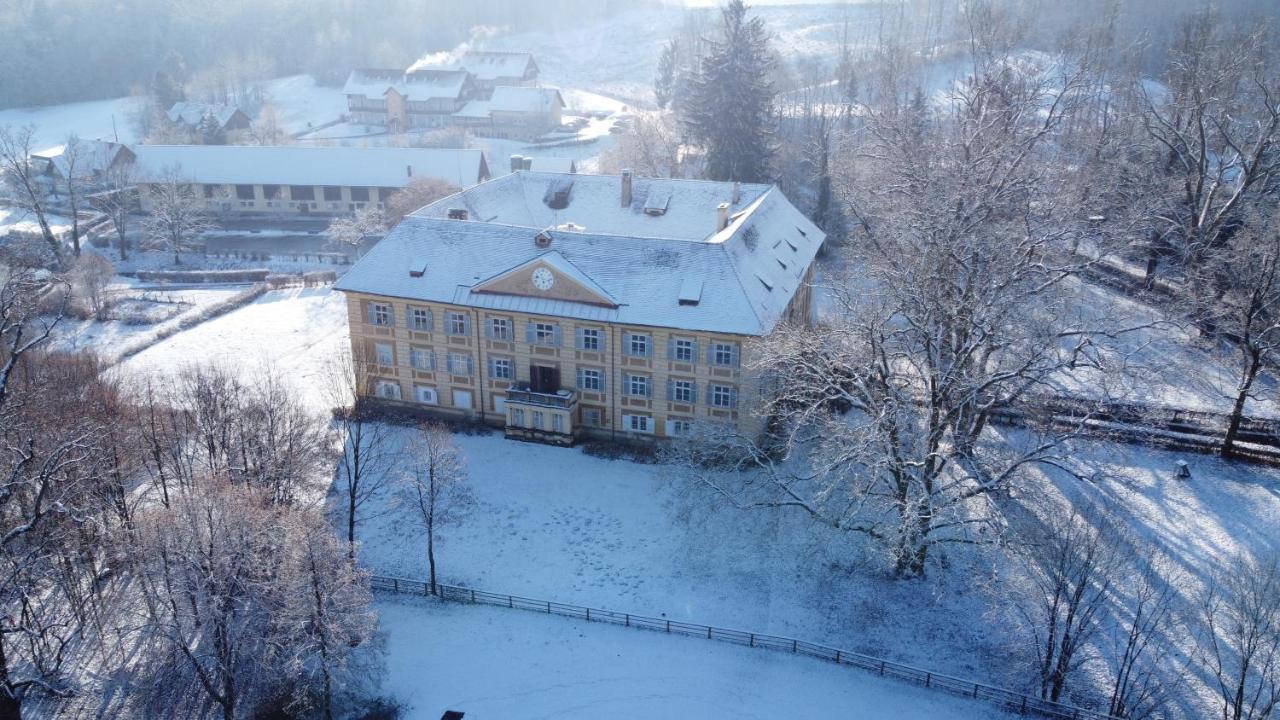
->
[370,575,1119,720]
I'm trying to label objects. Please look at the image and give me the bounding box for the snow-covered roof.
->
[415,171,771,241]
[129,145,489,188]
[166,102,247,128]
[342,69,469,101]
[488,86,564,114]
[526,157,576,173]
[32,141,130,180]
[439,51,536,81]
[337,173,825,335]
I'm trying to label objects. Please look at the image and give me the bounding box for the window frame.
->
[709,383,738,409]
[409,306,433,331]
[487,316,512,341]
[489,356,513,380]
[368,302,392,326]
[626,373,651,397]
[577,327,601,351]
[374,342,394,366]
[446,311,470,336]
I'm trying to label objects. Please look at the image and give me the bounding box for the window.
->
[626,374,651,397]
[452,389,473,409]
[489,357,512,380]
[626,332,650,357]
[235,184,255,200]
[577,327,601,351]
[349,187,370,202]
[583,408,602,426]
[552,414,564,433]
[487,317,512,341]
[624,414,653,433]
[576,368,603,392]
[531,411,544,430]
[289,185,315,201]
[203,184,219,198]
[447,353,473,376]
[367,302,392,326]
[447,312,470,336]
[374,343,394,366]
[262,184,281,200]
[710,384,738,409]
[379,187,398,202]
[526,322,560,346]
[668,379,695,404]
[671,338,697,363]
[666,419,693,436]
[374,380,401,400]
[711,342,740,367]
[409,307,432,331]
[414,386,438,404]
[409,347,434,371]
[511,408,525,426]
[323,186,342,201]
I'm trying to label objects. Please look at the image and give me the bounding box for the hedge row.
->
[136,268,271,283]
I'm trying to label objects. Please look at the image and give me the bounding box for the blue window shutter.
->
[667,340,676,360]
[707,343,716,364]
[575,327,584,349]
[689,383,697,404]
[691,341,699,363]
[525,322,536,343]
[552,325,562,346]
[666,379,675,401]
[621,332,631,355]
[731,345,740,367]
[462,315,471,335]
[576,368,584,388]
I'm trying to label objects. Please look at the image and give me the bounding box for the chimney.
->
[407,164,413,177]
[510,154,524,173]
[731,181,740,204]
[716,202,730,232]
[447,208,468,220]
[620,168,633,208]
[523,156,533,171]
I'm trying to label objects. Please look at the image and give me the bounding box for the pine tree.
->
[655,40,678,109]
[682,0,777,183]
[198,112,226,145]
[151,68,184,110]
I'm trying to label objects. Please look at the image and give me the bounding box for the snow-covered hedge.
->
[136,268,271,284]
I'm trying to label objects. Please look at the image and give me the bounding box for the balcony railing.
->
[506,384,577,409]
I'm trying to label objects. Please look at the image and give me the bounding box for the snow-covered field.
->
[261,74,348,135]
[82,285,1280,717]
[117,286,348,408]
[0,206,76,235]
[378,596,1013,720]
[0,96,142,152]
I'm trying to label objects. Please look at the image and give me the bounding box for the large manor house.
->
[335,171,825,444]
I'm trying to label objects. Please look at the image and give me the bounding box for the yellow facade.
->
[343,289,788,442]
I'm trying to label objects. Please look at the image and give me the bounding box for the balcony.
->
[505,383,577,410]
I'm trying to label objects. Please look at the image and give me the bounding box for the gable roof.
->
[488,86,564,114]
[472,250,619,307]
[129,145,489,188]
[337,173,825,336]
[32,141,131,180]
[342,68,469,101]
[444,51,536,81]
[166,102,248,129]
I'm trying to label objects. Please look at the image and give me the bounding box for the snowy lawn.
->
[377,596,1014,720]
[261,74,348,135]
[117,286,347,408]
[0,96,142,152]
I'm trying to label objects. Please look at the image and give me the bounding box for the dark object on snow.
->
[441,712,465,720]
[1175,460,1191,480]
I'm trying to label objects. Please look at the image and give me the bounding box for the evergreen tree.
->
[655,40,678,109]
[682,0,777,183]
[151,68,184,110]
[199,112,227,145]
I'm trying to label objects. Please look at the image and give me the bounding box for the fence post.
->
[586,608,591,622]
[926,672,931,687]
[707,626,712,639]
[879,660,885,675]
[546,601,551,613]
[1020,697,1027,714]
[393,579,399,593]
[470,589,475,603]
[973,683,979,698]
[836,650,841,663]
[750,633,755,647]
[792,639,797,653]
[626,614,630,627]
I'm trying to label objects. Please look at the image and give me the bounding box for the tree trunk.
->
[427,523,438,596]
[1222,351,1261,458]
[0,634,21,720]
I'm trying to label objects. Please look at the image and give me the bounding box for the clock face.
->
[532,267,555,291]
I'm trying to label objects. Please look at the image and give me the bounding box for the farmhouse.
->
[129,144,490,215]
[334,171,824,444]
[343,51,558,138]
[31,140,134,185]
[165,102,252,133]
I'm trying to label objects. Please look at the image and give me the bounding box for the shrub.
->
[136,268,270,284]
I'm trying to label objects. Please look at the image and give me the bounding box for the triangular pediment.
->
[470,251,618,308]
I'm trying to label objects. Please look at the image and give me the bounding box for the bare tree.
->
[324,348,395,557]
[1107,550,1185,719]
[139,164,213,265]
[1202,553,1280,720]
[87,163,137,261]
[1136,11,1280,279]
[67,253,115,319]
[0,124,62,265]
[0,268,64,411]
[1187,212,1280,457]
[324,206,385,260]
[56,134,85,257]
[1017,505,1125,703]
[384,177,459,225]
[598,112,689,178]
[401,423,471,595]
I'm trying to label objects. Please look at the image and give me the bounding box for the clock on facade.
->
[532,267,555,290]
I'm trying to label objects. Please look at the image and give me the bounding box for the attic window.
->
[409,259,428,277]
[644,189,671,216]
[534,231,552,248]
[755,273,773,292]
[678,278,703,306]
[544,178,574,210]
